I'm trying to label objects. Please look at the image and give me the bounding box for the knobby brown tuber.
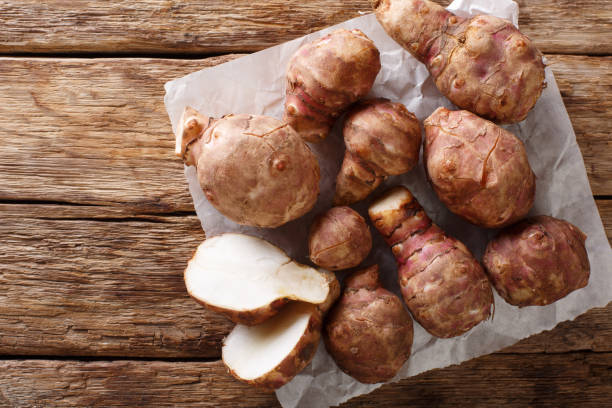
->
[284,29,381,142]
[483,216,590,307]
[309,206,372,271]
[335,98,422,206]
[324,265,413,384]
[176,107,320,228]
[424,107,535,228]
[372,0,546,123]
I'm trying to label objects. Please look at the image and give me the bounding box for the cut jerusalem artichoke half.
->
[184,233,339,326]
[222,301,324,390]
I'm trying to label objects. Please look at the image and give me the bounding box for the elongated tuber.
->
[309,206,372,271]
[372,0,546,123]
[369,186,493,338]
[284,29,381,142]
[324,265,413,384]
[424,107,535,228]
[184,234,339,325]
[335,98,422,205]
[483,216,590,307]
[176,107,320,228]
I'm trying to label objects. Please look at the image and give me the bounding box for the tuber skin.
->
[176,107,320,228]
[424,107,535,228]
[372,0,546,123]
[284,29,381,142]
[309,206,372,271]
[368,186,493,338]
[335,98,422,206]
[324,265,413,384]
[483,216,590,307]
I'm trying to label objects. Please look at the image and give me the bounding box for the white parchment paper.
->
[164,1,612,406]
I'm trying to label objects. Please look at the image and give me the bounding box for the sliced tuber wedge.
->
[222,301,323,390]
[184,233,339,325]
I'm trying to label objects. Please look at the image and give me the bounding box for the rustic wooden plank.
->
[0,1,610,56]
[0,55,238,214]
[346,352,612,407]
[0,55,610,214]
[0,201,610,358]
[0,206,239,358]
[546,55,612,195]
[0,353,610,407]
[0,360,279,407]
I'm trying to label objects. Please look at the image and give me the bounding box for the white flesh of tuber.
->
[184,234,336,325]
[222,301,320,389]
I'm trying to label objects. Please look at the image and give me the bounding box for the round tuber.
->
[324,265,413,384]
[309,206,372,271]
[483,216,590,307]
[175,107,320,228]
[424,107,535,228]
[335,98,422,206]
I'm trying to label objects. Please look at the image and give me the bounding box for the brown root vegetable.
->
[324,265,413,384]
[368,186,493,338]
[176,107,320,228]
[424,107,535,228]
[309,206,372,271]
[222,301,324,390]
[334,99,422,206]
[372,0,546,123]
[284,29,381,142]
[483,216,590,307]
[184,234,340,325]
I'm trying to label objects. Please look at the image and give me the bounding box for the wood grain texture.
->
[0,55,238,214]
[346,352,612,407]
[1,1,611,55]
[0,360,279,407]
[0,353,610,407]
[0,201,610,358]
[0,54,610,214]
[0,204,240,358]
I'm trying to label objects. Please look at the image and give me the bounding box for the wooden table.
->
[0,1,610,406]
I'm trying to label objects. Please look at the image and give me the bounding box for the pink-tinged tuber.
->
[309,206,372,271]
[335,98,422,206]
[483,216,590,307]
[372,0,546,123]
[369,186,493,338]
[324,265,413,384]
[284,29,381,142]
[176,107,320,228]
[424,107,535,228]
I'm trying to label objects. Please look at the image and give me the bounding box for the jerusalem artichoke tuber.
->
[284,29,381,142]
[324,265,413,384]
[369,186,493,338]
[372,0,546,123]
[483,216,590,307]
[176,107,320,228]
[309,206,372,271]
[334,98,422,206]
[424,107,535,228]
